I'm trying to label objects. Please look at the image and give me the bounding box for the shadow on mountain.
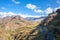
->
[14,9,60,40]
[28,9,60,40]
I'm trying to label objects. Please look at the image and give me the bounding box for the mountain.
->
[41,9,60,40]
[0,15,40,40]
[0,15,38,30]
[29,9,60,40]
[0,9,60,40]
[13,9,60,40]
[25,17,46,21]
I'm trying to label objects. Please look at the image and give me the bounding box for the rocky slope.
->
[0,15,40,40]
[13,9,60,40]
[0,15,37,30]
[30,9,60,40]
[0,9,60,40]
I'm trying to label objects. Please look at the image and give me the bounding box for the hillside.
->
[29,9,60,40]
[13,9,60,40]
[0,15,40,40]
[0,9,60,40]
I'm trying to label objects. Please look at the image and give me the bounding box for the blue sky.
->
[0,0,60,17]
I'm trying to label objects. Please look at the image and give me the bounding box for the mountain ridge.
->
[0,9,60,40]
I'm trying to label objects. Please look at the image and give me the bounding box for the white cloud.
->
[34,9,43,13]
[26,3,44,14]
[12,0,20,4]
[7,12,16,16]
[54,6,60,11]
[0,12,41,18]
[26,3,58,15]
[26,4,37,10]
[26,16,41,18]
[45,7,53,14]
[26,3,53,14]
[57,0,60,4]
[18,13,41,18]
[0,12,16,17]
[0,12,7,17]
[26,4,53,15]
